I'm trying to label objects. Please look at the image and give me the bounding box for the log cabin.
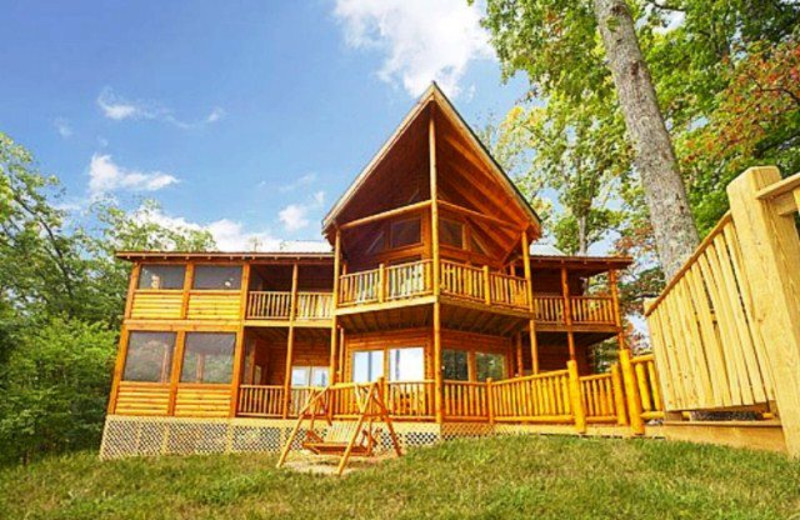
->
[101,84,664,459]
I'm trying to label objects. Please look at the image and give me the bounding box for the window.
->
[366,231,386,255]
[440,218,464,248]
[291,366,330,387]
[469,234,488,256]
[180,332,236,384]
[388,347,424,381]
[476,352,506,382]
[138,264,185,290]
[193,265,242,290]
[443,349,469,381]
[123,332,176,383]
[390,218,421,249]
[352,350,384,383]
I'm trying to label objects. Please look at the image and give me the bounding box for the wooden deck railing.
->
[247,291,333,320]
[295,292,333,320]
[532,295,565,322]
[491,370,574,423]
[237,385,284,417]
[570,296,615,324]
[247,291,292,319]
[489,272,529,308]
[630,354,664,421]
[443,380,490,420]
[440,261,486,302]
[385,260,433,301]
[579,373,622,424]
[385,380,435,419]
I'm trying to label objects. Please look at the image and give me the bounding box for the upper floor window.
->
[138,264,185,290]
[193,265,242,290]
[440,218,464,249]
[123,331,176,383]
[390,218,421,249]
[180,332,236,384]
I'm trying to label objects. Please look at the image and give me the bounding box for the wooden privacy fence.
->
[645,166,800,457]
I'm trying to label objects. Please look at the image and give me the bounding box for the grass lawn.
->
[2,435,799,520]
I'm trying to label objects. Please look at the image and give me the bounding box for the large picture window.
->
[123,332,176,383]
[388,347,424,381]
[390,218,421,249]
[192,265,242,290]
[440,218,464,249]
[138,264,185,290]
[352,350,384,383]
[476,352,506,382]
[443,349,469,381]
[180,332,236,384]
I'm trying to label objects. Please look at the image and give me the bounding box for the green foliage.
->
[0,132,216,464]
[0,318,117,464]
[2,436,799,519]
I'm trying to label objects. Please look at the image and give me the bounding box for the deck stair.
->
[276,378,402,476]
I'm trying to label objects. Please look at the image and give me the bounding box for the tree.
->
[481,0,700,277]
[500,93,633,254]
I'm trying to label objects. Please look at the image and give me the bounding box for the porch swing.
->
[276,378,402,476]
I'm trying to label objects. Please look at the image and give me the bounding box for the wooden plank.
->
[728,166,800,457]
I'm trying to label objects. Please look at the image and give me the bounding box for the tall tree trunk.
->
[577,214,588,256]
[593,0,699,278]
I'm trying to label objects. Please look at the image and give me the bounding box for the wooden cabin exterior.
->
[102,85,661,459]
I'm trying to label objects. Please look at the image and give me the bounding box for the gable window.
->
[440,218,464,249]
[352,350,384,383]
[193,265,242,290]
[443,349,469,381]
[123,332,176,383]
[366,231,386,255]
[469,233,489,256]
[180,332,236,384]
[390,218,421,249]
[388,347,424,381]
[476,352,506,382]
[138,264,185,290]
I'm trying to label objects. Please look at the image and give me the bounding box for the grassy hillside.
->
[2,435,799,520]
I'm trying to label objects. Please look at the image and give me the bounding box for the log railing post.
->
[483,265,491,305]
[487,378,495,425]
[728,166,800,457]
[619,349,644,434]
[567,360,586,434]
[611,363,628,426]
[378,263,386,303]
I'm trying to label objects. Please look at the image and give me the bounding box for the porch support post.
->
[230,263,250,417]
[429,103,444,423]
[515,332,524,377]
[330,229,341,384]
[561,266,576,361]
[609,269,628,353]
[521,230,539,373]
[282,262,299,418]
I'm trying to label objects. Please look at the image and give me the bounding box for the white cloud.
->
[132,204,282,252]
[53,118,72,138]
[279,173,317,192]
[279,204,310,232]
[88,153,179,197]
[97,87,225,128]
[278,190,326,232]
[333,0,492,97]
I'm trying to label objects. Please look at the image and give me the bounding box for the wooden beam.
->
[330,230,341,384]
[282,263,300,418]
[339,200,432,230]
[229,263,250,417]
[438,200,522,231]
[521,231,539,374]
[728,166,800,457]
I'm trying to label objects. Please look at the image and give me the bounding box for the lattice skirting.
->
[99,416,593,460]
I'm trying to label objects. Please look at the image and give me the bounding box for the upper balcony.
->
[246,291,333,323]
[335,258,618,329]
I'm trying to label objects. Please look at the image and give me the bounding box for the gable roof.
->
[322,83,540,237]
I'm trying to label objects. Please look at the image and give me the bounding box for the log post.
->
[282,263,299,418]
[728,166,800,457]
[483,265,491,305]
[230,263,250,417]
[619,348,644,434]
[330,229,341,384]
[611,363,628,426]
[561,267,576,361]
[521,231,539,373]
[429,104,444,423]
[487,378,495,425]
[567,360,586,434]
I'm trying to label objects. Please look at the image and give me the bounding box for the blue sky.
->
[0,1,530,250]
